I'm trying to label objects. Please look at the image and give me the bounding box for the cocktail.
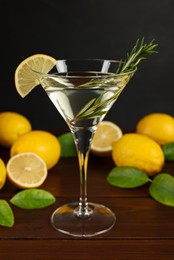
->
[38,59,135,237]
[14,39,157,237]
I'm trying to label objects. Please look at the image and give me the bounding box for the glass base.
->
[50,202,116,237]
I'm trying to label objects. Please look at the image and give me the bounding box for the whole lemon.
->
[0,112,32,148]
[10,130,61,170]
[112,133,164,176]
[136,113,174,145]
[0,158,6,189]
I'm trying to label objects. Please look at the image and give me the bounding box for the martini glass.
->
[34,59,136,237]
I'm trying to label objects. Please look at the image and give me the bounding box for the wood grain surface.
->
[0,148,174,259]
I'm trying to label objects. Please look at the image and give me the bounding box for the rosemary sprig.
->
[116,38,158,74]
[72,38,158,122]
[72,89,122,122]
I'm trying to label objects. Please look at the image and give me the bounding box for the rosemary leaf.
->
[117,38,158,74]
[73,89,122,122]
[75,98,97,118]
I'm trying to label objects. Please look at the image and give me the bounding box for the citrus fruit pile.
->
[90,112,174,177]
[0,111,61,190]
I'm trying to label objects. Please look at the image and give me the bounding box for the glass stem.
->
[72,127,95,217]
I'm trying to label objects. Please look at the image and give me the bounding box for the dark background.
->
[0,0,174,132]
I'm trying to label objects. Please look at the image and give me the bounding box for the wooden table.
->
[0,147,174,260]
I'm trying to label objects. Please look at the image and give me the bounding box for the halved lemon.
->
[15,54,56,97]
[6,152,47,189]
[91,121,123,156]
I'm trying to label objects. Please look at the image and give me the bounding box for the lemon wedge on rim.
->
[15,54,56,97]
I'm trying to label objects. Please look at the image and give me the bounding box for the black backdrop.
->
[0,0,174,132]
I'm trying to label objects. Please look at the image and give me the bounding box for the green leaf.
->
[58,132,77,157]
[162,142,174,161]
[10,189,56,209]
[0,200,14,227]
[149,173,174,207]
[107,166,150,188]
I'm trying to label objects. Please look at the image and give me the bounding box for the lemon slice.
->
[6,152,47,189]
[15,54,56,97]
[91,121,123,156]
